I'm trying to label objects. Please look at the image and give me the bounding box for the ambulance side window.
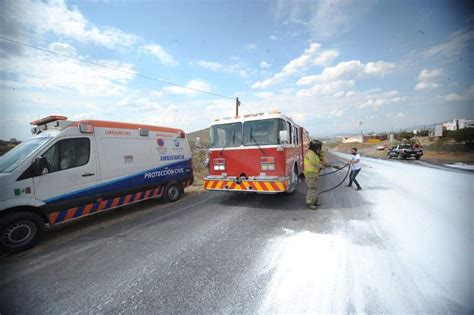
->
[42,138,90,173]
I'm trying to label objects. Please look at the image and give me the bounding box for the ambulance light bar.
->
[30,115,68,126]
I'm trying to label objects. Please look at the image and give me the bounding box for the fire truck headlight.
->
[214,165,225,171]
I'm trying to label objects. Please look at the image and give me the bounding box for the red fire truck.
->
[203,112,310,194]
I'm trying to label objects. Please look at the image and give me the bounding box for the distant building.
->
[434,124,443,137]
[342,135,363,143]
[443,119,474,131]
[363,134,388,143]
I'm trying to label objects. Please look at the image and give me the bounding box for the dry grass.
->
[188,149,208,194]
[330,140,474,164]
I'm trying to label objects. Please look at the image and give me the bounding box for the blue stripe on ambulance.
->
[43,159,192,205]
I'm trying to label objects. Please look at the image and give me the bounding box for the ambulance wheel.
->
[165,183,181,202]
[0,212,44,253]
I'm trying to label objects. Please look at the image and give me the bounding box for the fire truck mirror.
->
[279,130,289,144]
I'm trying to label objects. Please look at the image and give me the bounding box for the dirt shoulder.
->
[328,141,474,164]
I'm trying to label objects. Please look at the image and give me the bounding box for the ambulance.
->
[0,116,193,252]
[203,112,309,194]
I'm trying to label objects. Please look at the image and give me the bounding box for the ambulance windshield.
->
[210,122,242,148]
[0,137,52,173]
[243,119,287,146]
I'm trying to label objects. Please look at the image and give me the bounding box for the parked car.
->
[387,142,423,160]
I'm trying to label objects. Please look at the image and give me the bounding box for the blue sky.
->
[1,0,473,140]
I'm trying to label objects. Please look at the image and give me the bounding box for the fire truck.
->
[203,112,310,194]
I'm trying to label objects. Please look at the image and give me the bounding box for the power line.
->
[240,102,254,114]
[0,36,236,100]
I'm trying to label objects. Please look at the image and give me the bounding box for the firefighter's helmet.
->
[309,140,322,152]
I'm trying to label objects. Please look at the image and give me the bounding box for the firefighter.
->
[304,140,323,210]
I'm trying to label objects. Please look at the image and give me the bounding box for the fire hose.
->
[318,163,351,194]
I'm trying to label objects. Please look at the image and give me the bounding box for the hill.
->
[187,128,210,148]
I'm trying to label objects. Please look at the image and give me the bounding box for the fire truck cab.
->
[204,112,309,194]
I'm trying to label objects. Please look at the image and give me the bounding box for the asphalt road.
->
[1,153,473,314]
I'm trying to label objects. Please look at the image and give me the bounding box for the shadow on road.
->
[217,186,308,211]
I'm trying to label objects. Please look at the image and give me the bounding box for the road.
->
[1,153,473,314]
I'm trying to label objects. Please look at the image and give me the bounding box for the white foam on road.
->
[443,162,474,170]
[259,153,473,313]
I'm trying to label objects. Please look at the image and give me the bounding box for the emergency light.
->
[213,158,226,171]
[261,157,276,171]
[78,123,94,133]
[30,115,68,126]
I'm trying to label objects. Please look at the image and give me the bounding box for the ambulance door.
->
[33,136,99,212]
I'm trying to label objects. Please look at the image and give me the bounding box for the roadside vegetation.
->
[0,139,21,156]
[328,129,474,164]
[187,128,210,194]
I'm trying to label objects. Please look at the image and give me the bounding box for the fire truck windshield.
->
[210,122,242,148]
[243,118,287,146]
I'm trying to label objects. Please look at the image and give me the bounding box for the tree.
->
[444,128,474,143]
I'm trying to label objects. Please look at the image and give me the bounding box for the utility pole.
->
[235,97,240,116]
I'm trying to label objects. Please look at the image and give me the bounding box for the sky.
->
[0,0,473,140]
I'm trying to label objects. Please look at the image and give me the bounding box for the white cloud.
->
[162,79,212,96]
[252,43,339,89]
[287,112,306,122]
[418,68,443,81]
[255,91,275,100]
[5,0,138,48]
[276,0,374,39]
[269,35,278,40]
[246,43,257,50]
[193,60,223,71]
[443,85,474,102]
[358,90,404,109]
[444,93,464,102]
[297,60,395,85]
[48,42,77,56]
[414,68,443,91]
[414,81,440,91]
[296,80,355,97]
[424,28,474,59]
[386,112,406,119]
[142,44,177,66]
[260,61,271,69]
[192,60,248,78]
[1,43,135,97]
[330,108,344,117]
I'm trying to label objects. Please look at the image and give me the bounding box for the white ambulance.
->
[0,116,193,253]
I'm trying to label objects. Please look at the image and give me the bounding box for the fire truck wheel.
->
[0,212,44,253]
[286,168,298,194]
[165,182,181,202]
